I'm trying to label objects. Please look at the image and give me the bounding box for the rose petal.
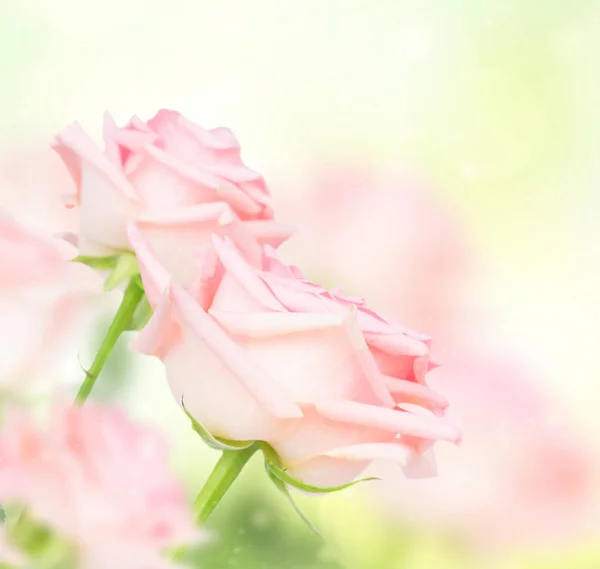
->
[316,400,461,444]
[211,235,285,312]
[384,376,449,412]
[171,284,302,419]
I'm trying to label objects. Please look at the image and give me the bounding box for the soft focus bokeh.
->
[2,1,600,568]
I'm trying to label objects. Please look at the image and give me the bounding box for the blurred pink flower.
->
[0,141,79,238]
[277,164,599,549]
[130,229,460,488]
[0,215,100,390]
[376,345,599,549]
[0,402,199,568]
[276,166,473,338]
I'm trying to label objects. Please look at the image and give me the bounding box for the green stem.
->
[170,444,259,563]
[74,278,144,405]
[194,444,259,523]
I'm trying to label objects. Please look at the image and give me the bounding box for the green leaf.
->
[104,253,140,292]
[265,464,322,538]
[267,463,379,494]
[126,294,153,331]
[181,398,254,451]
[71,255,119,270]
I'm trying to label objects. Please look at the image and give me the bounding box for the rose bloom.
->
[0,402,199,569]
[52,110,291,277]
[0,215,99,391]
[129,226,460,487]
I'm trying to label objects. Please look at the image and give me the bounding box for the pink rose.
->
[0,215,100,389]
[0,402,199,569]
[130,228,460,488]
[52,110,291,276]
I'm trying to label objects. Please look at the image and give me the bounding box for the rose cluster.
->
[0,110,461,567]
[54,109,460,486]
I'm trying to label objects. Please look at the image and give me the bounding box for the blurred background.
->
[1,1,600,567]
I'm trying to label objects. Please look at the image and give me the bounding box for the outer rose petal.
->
[171,284,302,421]
[270,406,440,487]
[323,442,412,464]
[363,331,429,358]
[52,123,141,253]
[316,400,461,445]
[269,410,435,487]
[233,219,293,250]
[127,223,171,307]
[210,309,390,406]
[135,287,299,441]
[210,235,286,312]
[384,376,449,413]
[147,110,241,164]
[146,110,270,216]
[286,442,437,488]
[135,204,249,294]
[130,212,290,308]
[126,145,222,210]
[129,286,180,360]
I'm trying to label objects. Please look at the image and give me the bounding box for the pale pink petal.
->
[129,286,178,360]
[210,308,391,407]
[171,284,302,419]
[209,310,347,337]
[127,223,170,307]
[137,202,233,225]
[364,331,430,358]
[271,405,392,462]
[53,124,142,252]
[127,145,220,210]
[135,204,266,291]
[384,376,449,412]
[323,442,412,464]
[216,180,264,216]
[211,235,285,311]
[284,456,371,488]
[342,306,396,407]
[102,112,122,166]
[205,162,264,184]
[52,122,139,201]
[179,116,241,152]
[402,447,438,478]
[236,219,294,249]
[316,400,461,444]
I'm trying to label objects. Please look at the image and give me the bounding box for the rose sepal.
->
[182,398,254,452]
